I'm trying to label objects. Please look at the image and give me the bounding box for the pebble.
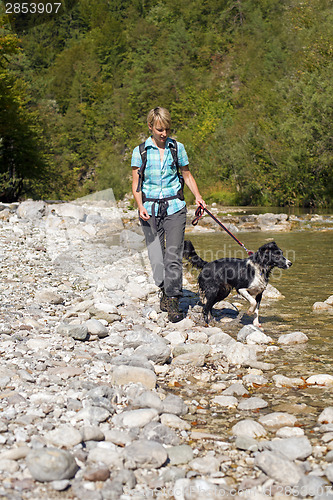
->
[258,412,297,429]
[254,450,303,485]
[167,444,194,465]
[123,439,168,469]
[0,199,330,499]
[26,448,79,482]
[231,419,267,438]
[277,331,309,344]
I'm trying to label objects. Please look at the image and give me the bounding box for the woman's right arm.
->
[132,168,150,220]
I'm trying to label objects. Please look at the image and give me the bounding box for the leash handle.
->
[192,204,253,256]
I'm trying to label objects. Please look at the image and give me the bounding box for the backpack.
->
[136,138,184,199]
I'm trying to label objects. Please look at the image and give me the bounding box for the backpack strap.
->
[136,141,147,193]
[169,139,185,199]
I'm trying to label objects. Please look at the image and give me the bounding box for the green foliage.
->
[2,0,333,206]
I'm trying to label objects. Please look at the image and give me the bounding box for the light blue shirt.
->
[131,137,188,216]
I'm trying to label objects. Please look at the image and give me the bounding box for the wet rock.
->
[212,395,238,408]
[222,382,249,396]
[237,325,272,344]
[273,374,305,387]
[318,408,333,424]
[26,448,79,482]
[307,375,333,387]
[277,331,308,344]
[242,372,268,386]
[259,412,297,429]
[238,397,268,410]
[222,341,258,366]
[231,419,267,438]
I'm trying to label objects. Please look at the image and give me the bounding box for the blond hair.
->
[147,107,171,129]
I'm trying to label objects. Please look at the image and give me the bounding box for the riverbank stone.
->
[254,450,303,485]
[123,439,168,469]
[231,419,267,438]
[26,448,79,482]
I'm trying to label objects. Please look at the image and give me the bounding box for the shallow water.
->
[179,230,333,434]
[187,230,333,345]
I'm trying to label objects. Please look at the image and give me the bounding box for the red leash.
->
[192,204,253,256]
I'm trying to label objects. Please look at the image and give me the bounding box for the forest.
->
[0,0,332,207]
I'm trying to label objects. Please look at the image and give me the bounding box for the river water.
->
[180,229,333,435]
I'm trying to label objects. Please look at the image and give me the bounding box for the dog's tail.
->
[183,240,207,269]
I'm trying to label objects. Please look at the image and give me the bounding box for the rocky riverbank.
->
[0,199,333,500]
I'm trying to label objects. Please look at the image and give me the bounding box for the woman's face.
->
[149,120,170,147]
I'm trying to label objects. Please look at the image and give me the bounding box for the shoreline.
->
[0,199,332,499]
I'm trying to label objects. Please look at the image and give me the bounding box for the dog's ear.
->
[257,242,278,263]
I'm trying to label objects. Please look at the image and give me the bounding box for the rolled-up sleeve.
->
[131,146,142,168]
[177,142,189,167]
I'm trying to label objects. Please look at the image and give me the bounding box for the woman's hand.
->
[195,196,206,209]
[139,206,150,220]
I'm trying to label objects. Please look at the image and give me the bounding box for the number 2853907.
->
[5,3,62,14]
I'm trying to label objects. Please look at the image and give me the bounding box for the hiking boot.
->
[159,287,168,312]
[166,296,185,323]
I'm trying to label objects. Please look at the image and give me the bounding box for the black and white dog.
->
[183,240,292,327]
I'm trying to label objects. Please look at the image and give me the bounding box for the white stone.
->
[272,374,305,387]
[307,374,333,386]
[259,412,297,429]
[44,425,82,449]
[231,419,267,438]
[160,413,191,431]
[277,331,308,344]
[112,408,159,429]
[212,395,238,408]
[318,407,333,424]
[276,426,305,438]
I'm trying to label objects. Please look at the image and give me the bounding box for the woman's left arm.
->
[181,166,206,208]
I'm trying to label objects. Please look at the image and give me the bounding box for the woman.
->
[131,107,206,322]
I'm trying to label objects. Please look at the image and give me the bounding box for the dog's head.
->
[255,241,292,269]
